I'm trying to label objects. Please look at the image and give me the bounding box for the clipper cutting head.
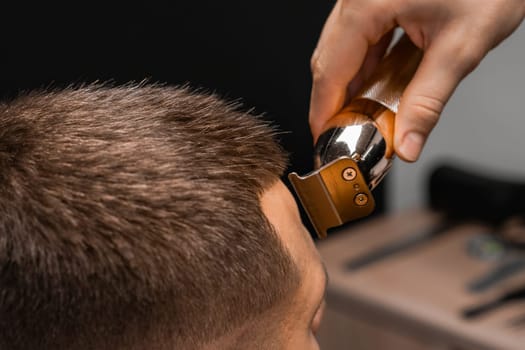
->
[289,156,375,239]
[289,119,390,238]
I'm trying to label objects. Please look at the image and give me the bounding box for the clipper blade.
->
[289,157,375,238]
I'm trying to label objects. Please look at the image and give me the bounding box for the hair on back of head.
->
[0,84,300,350]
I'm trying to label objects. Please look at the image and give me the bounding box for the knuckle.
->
[366,0,390,21]
[408,94,443,130]
[310,52,326,84]
[339,0,389,44]
[457,47,484,75]
[310,51,320,73]
[447,33,486,76]
[308,115,317,128]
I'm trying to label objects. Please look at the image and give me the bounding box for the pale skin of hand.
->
[310,0,525,161]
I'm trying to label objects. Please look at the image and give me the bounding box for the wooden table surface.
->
[316,210,525,350]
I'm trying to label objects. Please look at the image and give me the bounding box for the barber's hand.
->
[310,0,525,161]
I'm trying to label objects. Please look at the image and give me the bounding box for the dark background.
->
[0,2,386,236]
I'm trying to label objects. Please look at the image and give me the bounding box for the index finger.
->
[309,0,395,142]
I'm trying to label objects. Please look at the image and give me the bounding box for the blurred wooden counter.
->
[316,210,525,350]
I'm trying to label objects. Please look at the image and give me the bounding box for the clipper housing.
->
[289,35,423,238]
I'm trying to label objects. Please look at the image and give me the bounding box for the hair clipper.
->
[289,35,423,238]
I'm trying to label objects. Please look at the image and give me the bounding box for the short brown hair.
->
[0,84,300,349]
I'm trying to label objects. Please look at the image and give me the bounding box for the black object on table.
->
[463,284,525,319]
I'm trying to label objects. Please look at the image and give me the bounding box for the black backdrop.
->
[0,2,386,236]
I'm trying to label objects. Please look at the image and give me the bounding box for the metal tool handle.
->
[322,34,422,126]
[339,35,422,157]
[354,34,423,113]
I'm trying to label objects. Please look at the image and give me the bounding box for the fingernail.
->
[399,132,424,162]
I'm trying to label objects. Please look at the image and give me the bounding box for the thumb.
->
[394,34,481,162]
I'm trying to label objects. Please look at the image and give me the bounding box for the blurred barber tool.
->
[469,258,525,293]
[345,164,525,271]
[346,221,454,271]
[467,219,525,292]
[462,284,525,319]
[466,233,509,262]
[508,312,525,329]
[289,35,422,238]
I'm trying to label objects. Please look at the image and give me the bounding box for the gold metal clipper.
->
[289,35,423,238]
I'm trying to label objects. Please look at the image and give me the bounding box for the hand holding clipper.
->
[289,35,422,238]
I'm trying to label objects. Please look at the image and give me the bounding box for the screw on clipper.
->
[354,193,369,206]
[342,167,357,181]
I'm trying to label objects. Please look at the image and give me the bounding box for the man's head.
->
[0,85,326,349]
